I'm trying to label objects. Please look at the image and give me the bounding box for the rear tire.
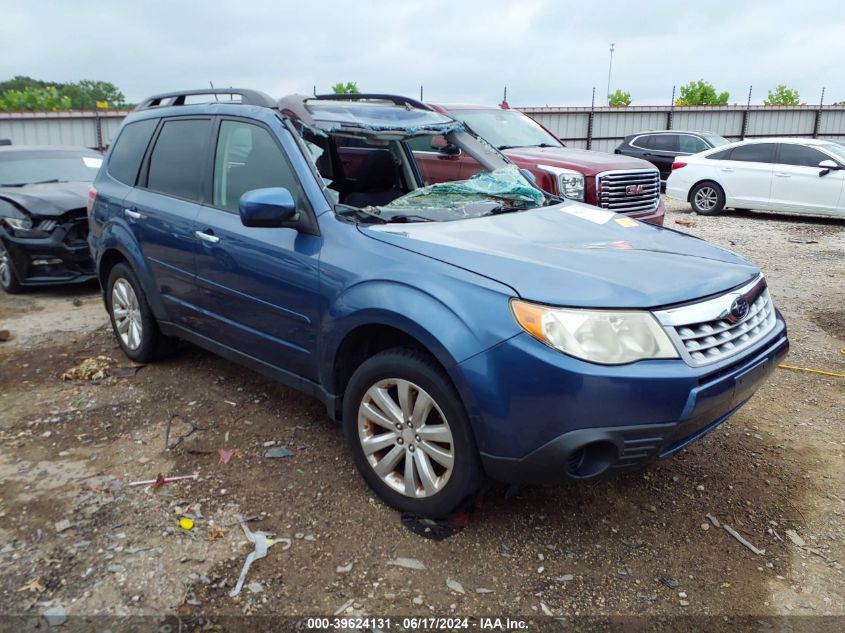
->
[0,241,24,294]
[106,263,174,363]
[690,181,725,215]
[342,348,483,519]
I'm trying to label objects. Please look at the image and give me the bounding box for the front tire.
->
[0,241,24,294]
[690,181,726,215]
[106,263,173,363]
[342,348,483,518]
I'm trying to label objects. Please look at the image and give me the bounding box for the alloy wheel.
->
[112,278,143,351]
[357,378,455,498]
[0,243,11,287]
[694,186,718,212]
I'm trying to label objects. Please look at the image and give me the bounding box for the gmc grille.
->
[596,169,660,214]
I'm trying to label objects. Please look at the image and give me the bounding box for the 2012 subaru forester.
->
[88,89,789,518]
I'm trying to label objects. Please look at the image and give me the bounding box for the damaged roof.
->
[277,94,463,138]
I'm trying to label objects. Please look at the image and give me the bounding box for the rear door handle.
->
[124,208,143,220]
[195,230,220,244]
[720,167,734,173]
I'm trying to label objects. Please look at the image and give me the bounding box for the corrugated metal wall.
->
[520,105,845,154]
[0,111,131,149]
[2,106,845,155]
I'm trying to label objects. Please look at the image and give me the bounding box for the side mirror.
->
[239,188,298,227]
[818,159,840,177]
[431,135,460,156]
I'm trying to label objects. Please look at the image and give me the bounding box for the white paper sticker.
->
[83,156,103,168]
[561,204,614,224]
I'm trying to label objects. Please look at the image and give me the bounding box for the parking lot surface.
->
[0,199,842,623]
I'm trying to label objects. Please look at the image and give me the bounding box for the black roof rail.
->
[311,93,433,111]
[134,89,277,111]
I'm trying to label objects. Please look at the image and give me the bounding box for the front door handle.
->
[774,172,791,178]
[124,208,143,220]
[195,230,220,244]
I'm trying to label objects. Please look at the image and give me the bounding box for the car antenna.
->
[209,81,219,101]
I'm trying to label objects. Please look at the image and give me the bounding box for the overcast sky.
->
[2,0,843,106]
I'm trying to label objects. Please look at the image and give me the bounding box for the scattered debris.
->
[701,523,710,531]
[475,588,494,594]
[400,512,465,540]
[675,219,697,228]
[540,602,553,616]
[659,575,680,589]
[127,473,198,488]
[787,239,818,244]
[17,577,45,593]
[208,526,226,542]
[387,557,426,570]
[229,516,290,597]
[179,518,194,531]
[556,574,574,582]
[247,582,263,594]
[107,563,125,574]
[636,591,657,603]
[336,562,354,574]
[723,524,766,555]
[618,564,633,576]
[333,598,356,615]
[218,448,237,464]
[61,356,114,381]
[54,519,72,533]
[108,365,143,378]
[72,297,83,307]
[0,329,10,342]
[40,602,67,627]
[164,414,200,450]
[785,529,806,547]
[264,446,293,459]
[446,579,465,594]
[706,514,721,528]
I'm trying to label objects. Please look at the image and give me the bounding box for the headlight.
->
[511,299,678,364]
[536,164,585,201]
[3,217,32,231]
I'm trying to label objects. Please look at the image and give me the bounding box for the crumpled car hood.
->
[360,203,759,308]
[0,181,89,217]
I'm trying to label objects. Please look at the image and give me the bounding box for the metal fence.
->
[520,104,845,154]
[2,103,845,155]
[0,110,130,150]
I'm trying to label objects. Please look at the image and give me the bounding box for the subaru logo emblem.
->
[729,297,749,321]
[626,184,644,196]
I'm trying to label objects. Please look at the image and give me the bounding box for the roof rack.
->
[310,93,432,111]
[135,89,277,111]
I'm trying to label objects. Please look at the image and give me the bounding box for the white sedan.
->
[666,138,845,217]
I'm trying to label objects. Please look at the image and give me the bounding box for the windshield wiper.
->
[334,204,387,224]
[485,204,537,216]
[0,178,65,187]
[385,214,434,223]
[498,143,557,150]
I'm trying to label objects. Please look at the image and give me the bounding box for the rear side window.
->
[651,134,679,152]
[107,119,157,185]
[147,119,211,201]
[632,135,654,149]
[777,144,827,167]
[679,135,708,153]
[729,143,776,163]
[706,147,733,160]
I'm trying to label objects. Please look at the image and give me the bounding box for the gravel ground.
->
[0,197,842,629]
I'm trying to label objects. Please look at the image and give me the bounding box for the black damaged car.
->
[0,146,102,293]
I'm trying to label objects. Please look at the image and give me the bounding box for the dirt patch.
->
[0,200,843,623]
[811,310,845,342]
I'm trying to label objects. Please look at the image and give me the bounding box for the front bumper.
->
[0,223,95,286]
[628,197,666,225]
[457,314,788,485]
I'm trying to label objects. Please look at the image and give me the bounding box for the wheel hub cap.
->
[358,378,455,498]
[112,278,143,351]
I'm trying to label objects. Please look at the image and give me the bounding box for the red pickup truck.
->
[413,104,665,225]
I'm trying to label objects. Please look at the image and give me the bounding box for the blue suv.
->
[88,89,788,518]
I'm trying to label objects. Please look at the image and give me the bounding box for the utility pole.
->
[606,43,615,104]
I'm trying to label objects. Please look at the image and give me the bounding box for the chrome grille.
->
[596,169,660,213]
[653,276,777,367]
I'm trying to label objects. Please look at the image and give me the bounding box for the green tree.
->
[764,84,801,106]
[59,80,127,109]
[676,80,729,106]
[331,81,360,94]
[0,86,71,111]
[608,89,631,107]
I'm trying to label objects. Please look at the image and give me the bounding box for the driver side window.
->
[212,120,305,213]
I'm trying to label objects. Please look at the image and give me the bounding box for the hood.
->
[503,146,654,177]
[0,181,90,217]
[360,203,758,309]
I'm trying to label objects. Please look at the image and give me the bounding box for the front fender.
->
[319,278,520,396]
[95,221,169,321]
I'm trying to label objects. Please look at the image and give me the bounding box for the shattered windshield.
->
[293,106,549,223]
